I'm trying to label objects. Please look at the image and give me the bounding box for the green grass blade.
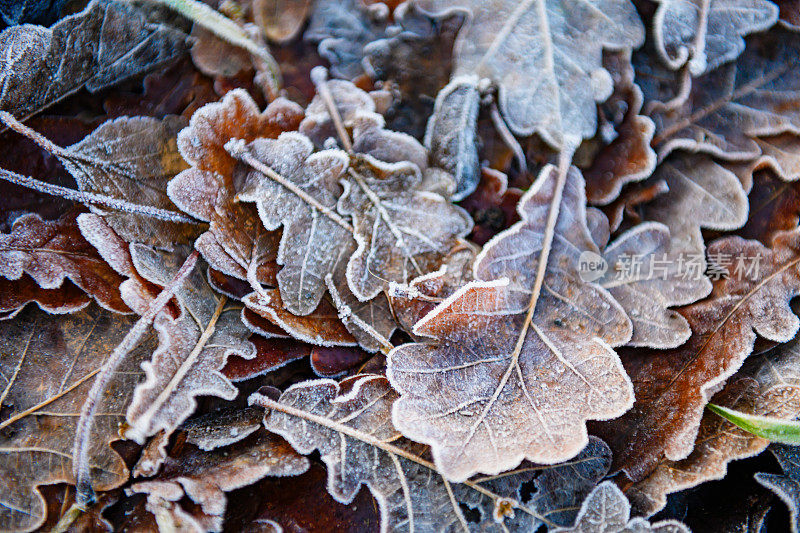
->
[708,404,800,445]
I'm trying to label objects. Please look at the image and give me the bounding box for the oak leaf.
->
[0,305,155,532]
[755,444,800,532]
[388,165,634,480]
[416,0,645,149]
[0,211,129,314]
[121,245,256,444]
[652,0,778,75]
[646,30,800,160]
[550,482,689,533]
[625,338,800,516]
[595,230,800,482]
[0,0,187,121]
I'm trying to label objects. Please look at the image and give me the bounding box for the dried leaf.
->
[641,153,749,257]
[388,165,634,480]
[0,275,89,319]
[417,0,644,148]
[646,30,800,160]
[122,245,256,444]
[254,0,313,43]
[169,89,304,289]
[0,305,154,532]
[624,338,800,515]
[0,211,129,314]
[460,168,523,246]
[65,115,200,249]
[132,431,309,533]
[652,0,778,75]
[190,25,253,79]
[182,407,264,451]
[424,76,481,200]
[0,0,187,121]
[340,155,473,301]
[223,337,310,382]
[739,170,800,245]
[584,51,657,205]
[756,444,800,533]
[550,482,689,532]
[0,0,67,28]
[310,345,371,377]
[596,230,800,482]
[252,375,546,532]
[591,217,709,348]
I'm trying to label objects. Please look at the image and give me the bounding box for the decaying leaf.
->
[756,444,800,533]
[624,337,800,516]
[254,0,313,43]
[252,374,552,532]
[122,245,256,444]
[0,0,187,121]
[388,165,634,480]
[596,230,800,482]
[0,305,154,532]
[417,0,644,149]
[132,431,309,533]
[652,0,778,75]
[0,211,129,314]
[0,275,89,319]
[65,115,200,249]
[646,30,800,160]
[550,482,689,532]
[169,88,304,288]
[424,76,481,200]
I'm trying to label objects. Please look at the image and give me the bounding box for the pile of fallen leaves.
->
[4,0,800,531]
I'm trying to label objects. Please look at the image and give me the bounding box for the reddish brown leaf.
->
[595,230,800,481]
[460,168,523,246]
[223,337,311,381]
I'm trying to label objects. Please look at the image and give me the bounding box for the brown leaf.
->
[646,30,800,160]
[0,0,187,121]
[131,431,309,533]
[169,89,303,289]
[253,0,313,43]
[595,230,800,481]
[460,168,523,246]
[739,170,800,245]
[388,165,634,480]
[122,245,256,444]
[625,338,800,516]
[0,305,155,532]
[190,25,253,79]
[223,337,311,382]
[584,51,656,205]
[310,345,371,377]
[0,211,129,314]
[0,275,89,319]
[65,115,200,249]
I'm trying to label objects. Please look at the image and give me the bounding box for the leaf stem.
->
[225,139,355,232]
[325,274,395,354]
[72,250,199,508]
[310,67,353,152]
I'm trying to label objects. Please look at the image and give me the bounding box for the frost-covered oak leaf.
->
[415,0,645,148]
[652,0,778,75]
[388,165,634,481]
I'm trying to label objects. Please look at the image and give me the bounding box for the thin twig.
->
[72,251,199,508]
[487,99,526,172]
[311,67,353,152]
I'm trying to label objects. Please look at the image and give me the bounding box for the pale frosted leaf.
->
[424,76,481,200]
[388,165,634,480]
[132,431,308,533]
[0,305,154,532]
[646,30,800,160]
[0,0,186,120]
[592,218,709,348]
[627,339,800,515]
[237,132,352,316]
[340,155,472,301]
[253,375,537,532]
[123,246,256,443]
[550,482,689,532]
[66,115,199,249]
[416,0,644,147]
[653,0,778,75]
